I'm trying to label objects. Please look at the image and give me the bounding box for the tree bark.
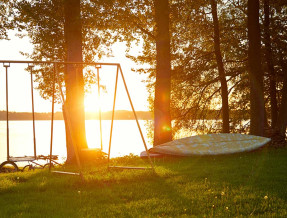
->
[153,0,172,145]
[64,0,88,163]
[248,0,265,136]
[276,60,287,137]
[276,76,287,136]
[264,0,278,129]
[210,0,230,133]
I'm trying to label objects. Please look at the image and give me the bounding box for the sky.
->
[0,31,150,113]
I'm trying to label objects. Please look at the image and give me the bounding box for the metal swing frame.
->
[0,60,154,176]
[107,64,154,170]
[51,61,154,177]
[0,61,60,172]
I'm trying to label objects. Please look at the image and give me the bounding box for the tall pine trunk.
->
[276,59,287,137]
[153,0,172,145]
[264,0,278,129]
[248,0,265,136]
[210,0,230,133]
[64,0,88,163]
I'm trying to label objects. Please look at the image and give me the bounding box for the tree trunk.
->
[210,0,230,133]
[153,0,172,145]
[276,60,287,137]
[264,0,278,129]
[248,0,265,136]
[64,0,88,163]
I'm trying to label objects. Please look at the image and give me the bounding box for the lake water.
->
[0,120,152,164]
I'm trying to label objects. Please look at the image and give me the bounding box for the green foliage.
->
[88,0,253,135]
[96,0,287,136]
[4,0,287,137]
[0,0,14,39]
[11,0,114,101]
[0,149,287,217]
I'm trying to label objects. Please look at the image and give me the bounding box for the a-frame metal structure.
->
[106,64,154,170]
[0,60,154,179]
[0,61,59,172]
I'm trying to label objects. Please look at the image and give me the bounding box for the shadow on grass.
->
[0,148,286,217]
[152,147,287,200]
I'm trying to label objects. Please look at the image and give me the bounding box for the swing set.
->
[0,60,154,176]
[0,61,61,172]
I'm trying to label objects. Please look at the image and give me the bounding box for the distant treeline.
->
[0,110,248,121]
[0,110,153,120]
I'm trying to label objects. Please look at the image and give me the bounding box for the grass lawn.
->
[0,148,286,217]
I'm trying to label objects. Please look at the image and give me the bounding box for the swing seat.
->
[9,156,35,162]
[37,155,59,160]
[52,171,81,176]
[80,148,107,162]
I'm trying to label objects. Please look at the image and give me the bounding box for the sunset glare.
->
[0,32,149,113]
[1,0,287,216]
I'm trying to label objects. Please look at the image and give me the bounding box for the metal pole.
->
[0,60,122,66]
[118,65,154,169]
[0,60,120,67]
[5,64,10,161]
[29,65,37,159]
[108,66,119,163]
[49,64,56,172]
[97,67,103,150]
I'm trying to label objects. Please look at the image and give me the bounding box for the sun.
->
[84,87,108,112]
[84,92,100,112]
[83,65,135,113]
[84,84,119,113]
[84,85,132,113]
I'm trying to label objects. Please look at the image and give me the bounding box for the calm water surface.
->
[0,120,152,164]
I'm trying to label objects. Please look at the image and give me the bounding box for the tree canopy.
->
[2,0,287,147]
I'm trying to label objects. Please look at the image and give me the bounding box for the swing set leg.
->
[107,65,155,171]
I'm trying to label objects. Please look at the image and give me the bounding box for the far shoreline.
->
[0,110,153,121]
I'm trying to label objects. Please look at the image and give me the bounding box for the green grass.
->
[0,148,287,217]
